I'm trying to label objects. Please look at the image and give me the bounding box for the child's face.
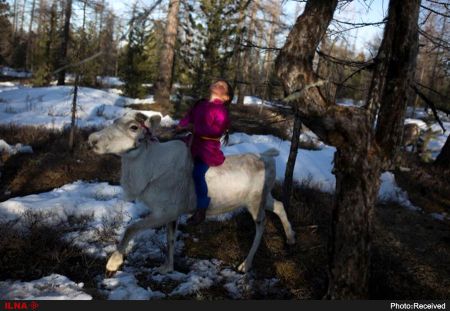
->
[210,81,229,102]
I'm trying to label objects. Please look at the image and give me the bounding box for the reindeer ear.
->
[134,112,148,124]
[149,115,161,129]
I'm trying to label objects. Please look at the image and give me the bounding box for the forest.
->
[0,0,449,301]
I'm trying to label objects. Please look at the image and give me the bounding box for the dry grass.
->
[0,125,120,201]
[181,182,332,299]
[0,211,105,298]
[395,152,450,214]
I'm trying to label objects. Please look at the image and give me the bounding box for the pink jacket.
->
[178,98,229,166]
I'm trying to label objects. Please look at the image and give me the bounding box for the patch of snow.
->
[0,274,92,300]
[231,96,273,107]
[224,133,336,192]
[0,86,129,129]
[0,86,175,129]
[97,76,125,87]
[106,88,124,96]
[404,118,428,130]
[101,271,165,300]
[0,181,149,256]
[128,96,156,105]
[0,81,29,93]
[0,140,33,155]
[336,98,364,107]
[0,66,32,78]
[430,212,448,222]
[378,172,420,211]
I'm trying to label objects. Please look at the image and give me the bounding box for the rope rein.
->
[139,122,159,143]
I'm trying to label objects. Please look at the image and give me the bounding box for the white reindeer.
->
[88,111,295,275]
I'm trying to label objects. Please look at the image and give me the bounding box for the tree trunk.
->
[57,0,72,85]
[374,0,420,168]
[435,136,450,169]
[26,0,36,71]
[264,2,280,99]
[237,0,258,106]
[69,73,79,151]
[283,109,301,211]
[154,0,180,112]
[232,8,245,93]
[13,0,18,36]
[20,0,27,33]
[275,0,420,299]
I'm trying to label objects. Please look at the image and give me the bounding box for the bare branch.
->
[316,49,374,68]
[53,51,103,74]
[420,4,450,18]
[411,84,446,132]
[418,29,450,50]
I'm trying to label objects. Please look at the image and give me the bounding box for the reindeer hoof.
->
[287,233,296,245]
[237,261,251,273]
[156,264,173,274]
[106,251,124,273]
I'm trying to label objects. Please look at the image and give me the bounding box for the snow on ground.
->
[0,86,176,129]
[231,96,272,107]
[101,271,165,300]
[0,67,32,78]
[0,81,29,93]
[97,76,125,87]
[225,133,335,192]
[336,98,364,107]
[0,139,33,156]
[0,180,284,300]
[0,274,92,300]
[427,121,450,160]
[378,172,421,212]
[404,116,450,160]
[404,118,428,130]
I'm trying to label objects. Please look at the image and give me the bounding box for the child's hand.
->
[174,124,193,133]
[173,124,192,133]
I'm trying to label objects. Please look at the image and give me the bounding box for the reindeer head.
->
[88,111,161,155]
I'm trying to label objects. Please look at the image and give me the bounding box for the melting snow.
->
[0,274,92,300]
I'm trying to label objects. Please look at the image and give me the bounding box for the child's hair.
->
[215,79,233,146]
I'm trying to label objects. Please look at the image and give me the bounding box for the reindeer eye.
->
[130,125,139,132]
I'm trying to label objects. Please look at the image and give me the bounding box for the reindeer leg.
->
[238,208,266,273]
[265,194,296,245]
[156,220,177,274]
[106,213,176,276]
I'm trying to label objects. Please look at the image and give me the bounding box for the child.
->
[175,80,233,225]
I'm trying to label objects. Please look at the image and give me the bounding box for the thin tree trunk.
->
[26,0,36,71]
[283,109,301,211]
[57,0,72,85]
[69,73,79,150]
[232,8,245,93]
[154,0,180,112]
[237,0,258,106]
[264,3,280,99]
[37,0,45,35]
[20,0,27,33]
[13,0,18,36]
[44,0,57,85]
[374,0,420,168]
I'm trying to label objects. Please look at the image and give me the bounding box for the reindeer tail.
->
[261,148,280,157]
